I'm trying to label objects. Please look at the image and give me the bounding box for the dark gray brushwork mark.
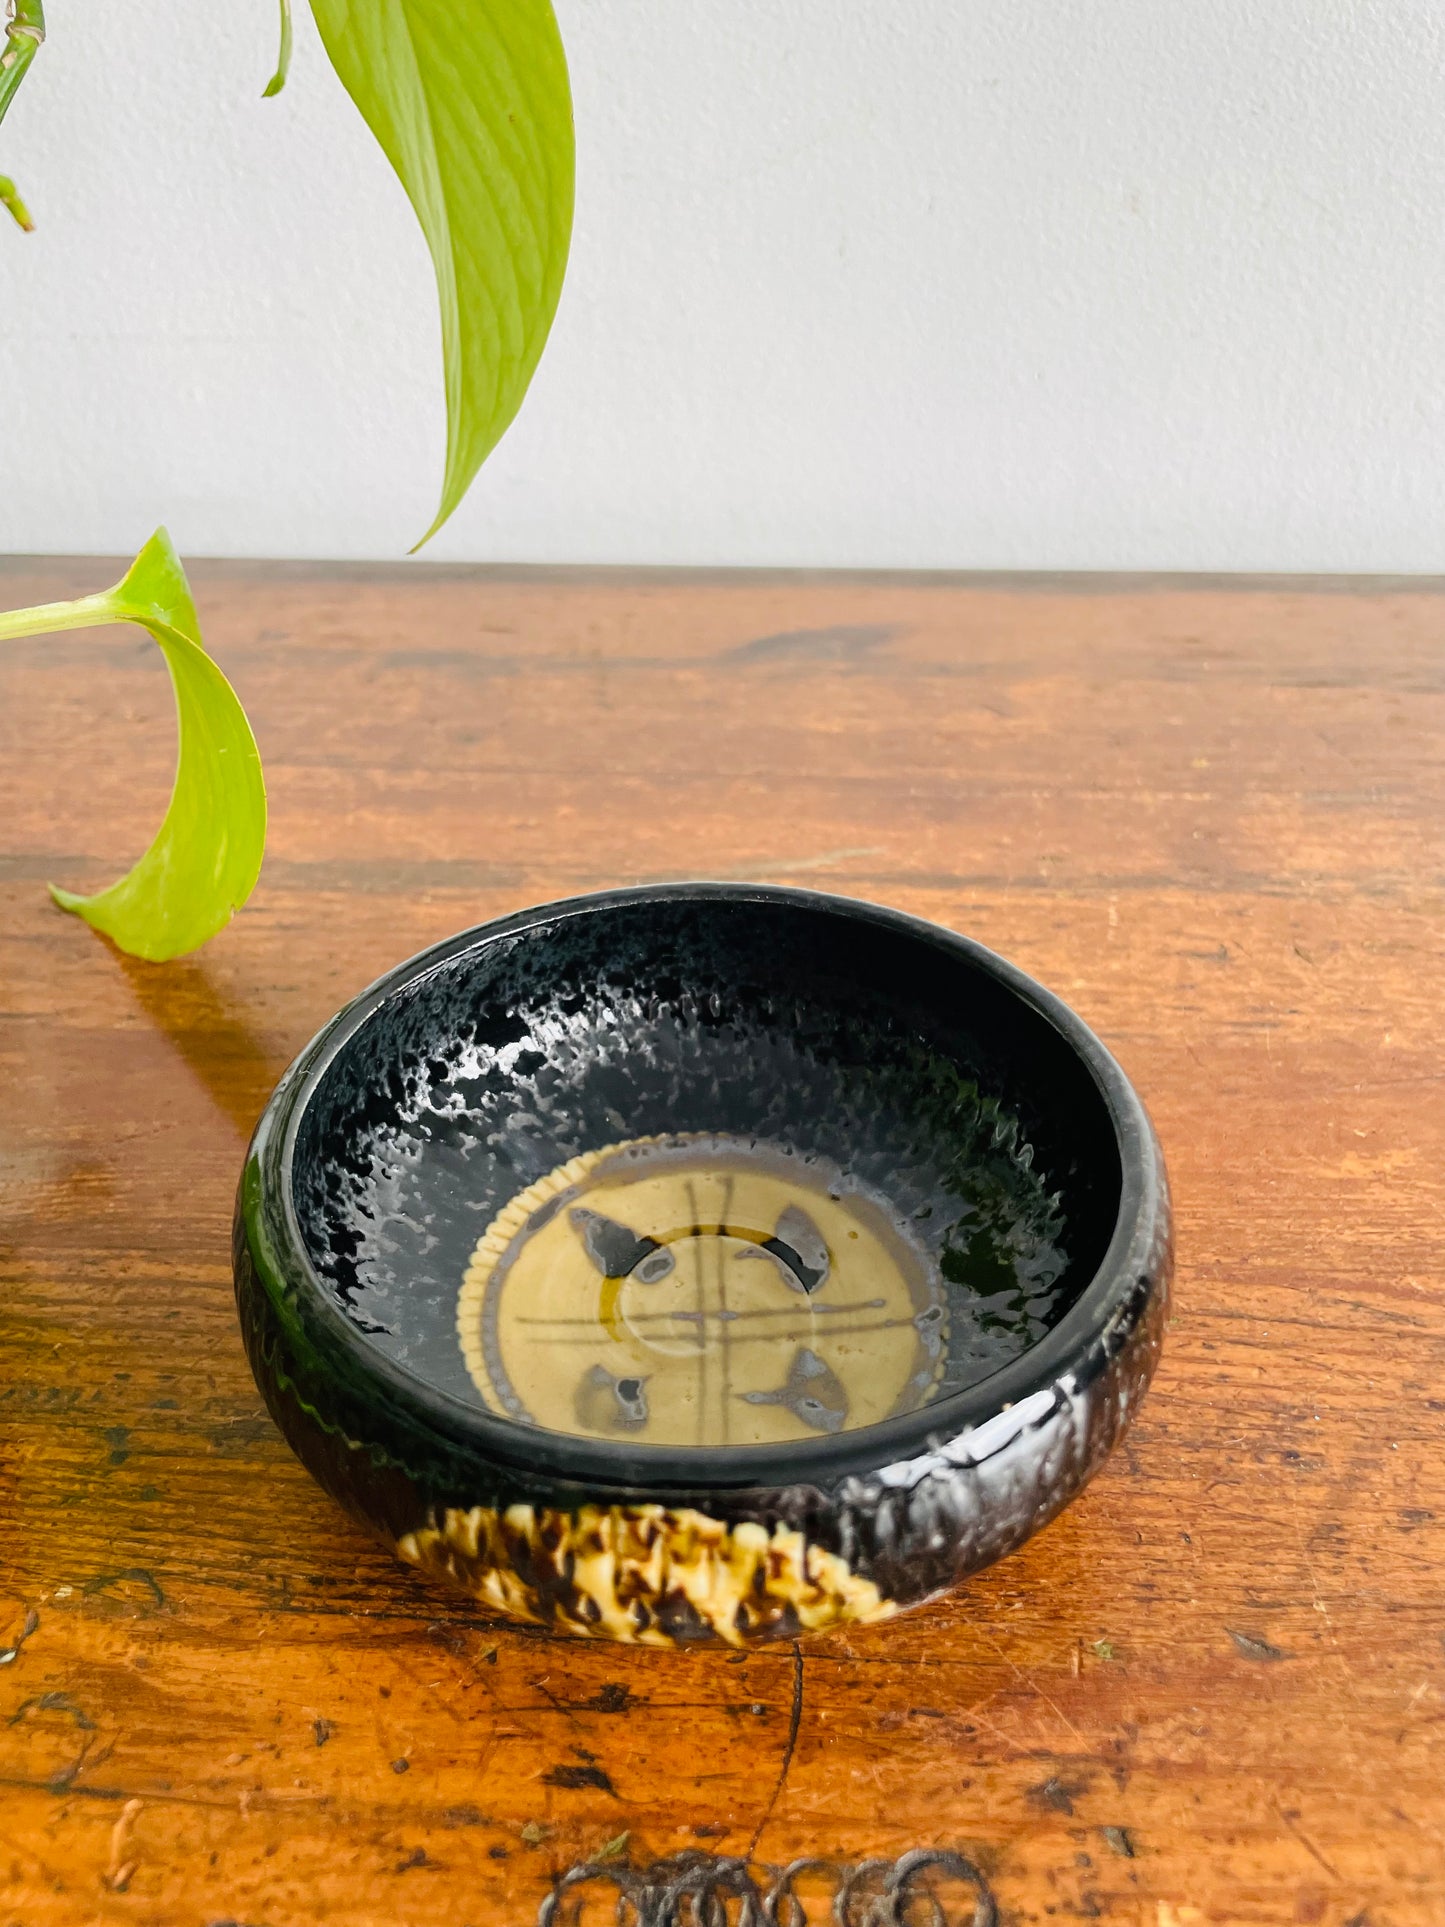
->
[741,1347,848,1435]
[737,1203,830,1295]
[571,1208,669,1282]
[574,1365,650,1434]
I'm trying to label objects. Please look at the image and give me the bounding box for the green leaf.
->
[307,0,575,548]
[0,530,267,962]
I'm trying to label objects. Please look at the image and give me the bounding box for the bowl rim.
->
[248,882,1168,1491]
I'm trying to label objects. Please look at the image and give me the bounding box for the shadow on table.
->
[111,944,289,1145]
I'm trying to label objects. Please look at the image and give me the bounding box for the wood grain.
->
[1,560,1442,1926]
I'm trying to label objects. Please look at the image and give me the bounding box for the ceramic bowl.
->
[233,884,1170,1646]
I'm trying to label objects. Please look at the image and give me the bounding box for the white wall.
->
[3,2,1445,570]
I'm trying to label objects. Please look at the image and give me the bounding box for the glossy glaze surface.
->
[234,884,1170,1643]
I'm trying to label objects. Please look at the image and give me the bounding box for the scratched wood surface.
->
[1,560,1442,1927]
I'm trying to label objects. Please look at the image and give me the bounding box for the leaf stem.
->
[1,0,44,228]
[262,0,292,97]
[0,0,46,124]
[0,171,31,228]
[0,589,116,643]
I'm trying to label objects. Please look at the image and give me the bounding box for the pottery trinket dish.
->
[233,884,1170,1646]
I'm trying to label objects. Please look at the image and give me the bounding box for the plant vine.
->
[0,0,44,229]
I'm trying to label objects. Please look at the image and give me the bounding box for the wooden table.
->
[2,561,1442,1926]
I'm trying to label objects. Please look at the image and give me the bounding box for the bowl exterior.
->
[233,1128,1170,1648]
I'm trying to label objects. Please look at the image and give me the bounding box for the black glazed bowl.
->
[234,884,1170,1647]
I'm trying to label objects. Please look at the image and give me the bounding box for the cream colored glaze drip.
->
[395,1502,897,1646]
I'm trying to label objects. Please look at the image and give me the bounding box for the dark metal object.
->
[538,1847,998,1927]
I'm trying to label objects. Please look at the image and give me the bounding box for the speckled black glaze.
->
[233,885,1171,1644]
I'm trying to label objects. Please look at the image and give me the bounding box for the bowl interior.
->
[289,892,1123,1455]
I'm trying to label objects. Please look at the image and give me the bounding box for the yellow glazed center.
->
[457,1135,947,1447]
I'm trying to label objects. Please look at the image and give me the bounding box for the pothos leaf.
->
[307,0,575,548]
[0,530,266,962]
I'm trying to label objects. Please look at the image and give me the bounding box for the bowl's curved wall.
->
[233,886,1171,1645]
